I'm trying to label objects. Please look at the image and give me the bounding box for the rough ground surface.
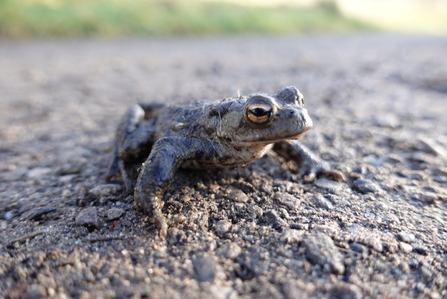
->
[1,34,447,299]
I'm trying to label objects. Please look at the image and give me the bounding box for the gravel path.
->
[1,34,447,299]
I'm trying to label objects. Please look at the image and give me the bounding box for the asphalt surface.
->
[1,34,447,299]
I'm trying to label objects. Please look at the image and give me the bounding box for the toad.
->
[106,86,343,236]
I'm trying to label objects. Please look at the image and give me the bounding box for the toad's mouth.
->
[238,125,312,146]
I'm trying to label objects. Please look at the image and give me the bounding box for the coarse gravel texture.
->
[1,34,447,299]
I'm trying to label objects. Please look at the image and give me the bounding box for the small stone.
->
[209,285,236,299]
[4,211,14,220]
[373,115,398,128]
[384,213,399,223]
[26,167,52,179]
[314,178,344,194]
[2,168,27,181]
[107,208,124,220]
[303,232,345,274]
[192,255,216,282]
[311,194,334,210]
[329,283,362,299]
[214,220,232,237]
[235,246,270,280]
[353,179,381,194]
[215,242,241,259]
[420,266,433,279]
[350,243,367,255]
[417,137,447,158]
[283,280,313,299]
[372,273,386,283]
[76,207,99,229]
[166,228,186,245]
[399,242,413,254]
[263,210,288,231]
[62,189,72,198]
[274,192,300,210]
[414,246,428,255]
[89,184,122,198]
[397,231,415,243]
[76,226,90,237]
[409,259,419,269]
[281,229,304,244]
[225,187,249,203]
[26,207,56,221]
[410,192,437,203]
[22,284,47,299]
[59,175,77,185]
[247,204,263,219]
[314,225,338,237]
[59,161,85,175]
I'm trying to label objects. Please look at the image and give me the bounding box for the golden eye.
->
[246,102,273,124]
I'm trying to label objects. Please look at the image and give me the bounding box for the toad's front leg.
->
[273,140,345,182]
[134,136,216,237]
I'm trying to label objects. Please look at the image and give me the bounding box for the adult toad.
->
[106,86,343,236]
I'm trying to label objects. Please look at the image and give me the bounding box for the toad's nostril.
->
[288,110,295,117]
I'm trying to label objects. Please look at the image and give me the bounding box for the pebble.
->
[263,210,288,231]
[413,246,428,256]
[314,225,338,237]
[214,220,232,237]
[350,243,367,255]
[76,207,99,229]
[166,228,187,245]
[225,187,249,203]
[384,213,399,223]
[59,160,85,175]
[410,192,437,204]
[215,242,242,259]
[314,178,345,194]
[58,174,77,183]
[311,194,334,210]
[353,179,381,194]
[399,242,413,253]
[2,168,27,181]
[22,284,47,299]
[281,229,304,244]
[235,246,270,280]
[274,192,300,210]
[27,207,56,221]
[397,231,415,243]
[89,184,122,198]
[209,286,236,299]
[303,232,345,274]
[4,211,14,220]
[373,115,398,128]
[192,255,216,282]
[107,208,124,220]
[330,283,362,299]
[26,167,52,179]
[417,137,447,158]
[372,273,386,283]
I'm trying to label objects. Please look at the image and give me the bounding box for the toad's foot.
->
[134,190,168,237]
[273,140,345,182]
[134,136,216,237]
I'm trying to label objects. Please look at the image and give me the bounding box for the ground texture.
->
[1,34,447,299]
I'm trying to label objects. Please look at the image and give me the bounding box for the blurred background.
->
[1,0,447,38]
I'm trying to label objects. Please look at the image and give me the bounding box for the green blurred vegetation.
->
[0,0,373,37]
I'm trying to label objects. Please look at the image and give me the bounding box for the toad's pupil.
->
[251,107,269,116]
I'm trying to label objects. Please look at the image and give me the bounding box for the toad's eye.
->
[246,102,273,124]
[297,96,304,107]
